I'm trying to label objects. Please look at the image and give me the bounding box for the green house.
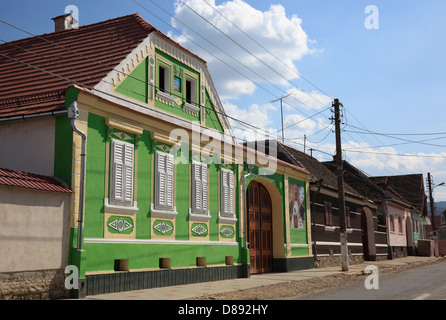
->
[0,13,313,298]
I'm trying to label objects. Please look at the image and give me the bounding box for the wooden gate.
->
[247,181,272,274]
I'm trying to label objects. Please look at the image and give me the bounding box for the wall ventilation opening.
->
[196,257,206,267]
[159,258,171,269]
[114,259,129,272]
[225,256,234,266]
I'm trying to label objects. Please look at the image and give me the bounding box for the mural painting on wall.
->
[289,182,305,229]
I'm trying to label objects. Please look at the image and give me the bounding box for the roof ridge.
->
[0,13,152,47]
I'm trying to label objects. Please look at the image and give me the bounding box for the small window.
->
[114,259,129,272]
[346,206,351,228]
[174,76,181,92]
[185,77,196,104]
[390,215,395,232]
[398,217,403,234]
[158,64,169,93]
[324,201,333,226]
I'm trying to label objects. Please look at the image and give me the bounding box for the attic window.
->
[158,64,169,93]
[186,77,196,104]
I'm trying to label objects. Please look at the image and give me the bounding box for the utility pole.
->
[271,94,291,143]
[427,172,436,237]
[333,99,349,271]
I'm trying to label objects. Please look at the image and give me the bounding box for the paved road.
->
[297,260,446,300]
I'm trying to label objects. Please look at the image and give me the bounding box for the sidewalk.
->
[81,256,442,300]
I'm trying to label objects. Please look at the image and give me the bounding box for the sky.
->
[1,0,446,202]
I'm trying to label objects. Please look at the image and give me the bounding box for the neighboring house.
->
[326,161,411,259]
[0,168,73,299]
[371,174,429,255]
[438,210,446,240]
[0,13,313,299]
[267,141,381,266]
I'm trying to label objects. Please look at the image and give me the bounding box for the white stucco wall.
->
[0,185,70,272]
[0,117,55,176]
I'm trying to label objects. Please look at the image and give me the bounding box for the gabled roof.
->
[272,141,362,198]
[323,160,412,210]
[0,168,73,193]
[370,174,428,215]
[0,13,155,118]
[323,160,391,203]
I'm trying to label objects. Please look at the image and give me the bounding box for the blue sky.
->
[2,0,446,201]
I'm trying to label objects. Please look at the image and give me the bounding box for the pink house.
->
[386,201,412,257]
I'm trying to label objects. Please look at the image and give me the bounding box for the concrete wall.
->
[0,185,70,272]
[0,117,55,176]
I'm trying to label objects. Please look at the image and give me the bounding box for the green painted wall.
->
[115,57,148,103]
[204,90,224,133]
[84,112,107,239]
[243,165,309,257]
[76,112,243,273]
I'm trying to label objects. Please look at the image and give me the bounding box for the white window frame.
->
[151,150,178,218]
[218,168,236,223]
[189,162,210,221]
[105,139,138,214]
[183,75,200,115]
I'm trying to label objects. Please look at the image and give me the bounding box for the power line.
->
[200,0,333,102]
[173,0,330,109]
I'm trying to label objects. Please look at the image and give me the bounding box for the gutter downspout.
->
[242,162,254,250]
[68,102,86,250]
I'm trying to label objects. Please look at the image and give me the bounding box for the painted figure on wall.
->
[289,183,305,228]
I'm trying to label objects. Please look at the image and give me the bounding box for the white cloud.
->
[284,87,332,111]
[223,100,278,142]
[172,0,315,99]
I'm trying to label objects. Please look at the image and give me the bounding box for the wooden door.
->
[247,181,272,274]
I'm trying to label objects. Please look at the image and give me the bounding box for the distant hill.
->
[428,201,446,215]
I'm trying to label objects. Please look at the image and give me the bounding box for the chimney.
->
[51,13,78,32]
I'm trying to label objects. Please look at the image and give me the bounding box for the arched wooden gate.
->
[247,181,272,274]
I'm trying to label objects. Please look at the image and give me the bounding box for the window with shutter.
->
[192,162,208,215]
[110,139,134,206]
[346,206,351,229]
[221,169,235,218]
[324,201,333,226]
[155,151,174,210]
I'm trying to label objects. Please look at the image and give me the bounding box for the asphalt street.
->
[297,259,446,300]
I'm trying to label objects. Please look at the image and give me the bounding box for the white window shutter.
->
[111,139,134,205]
[155,151,166,208]
[192,163,208,214]
[123,143,134,203]
[228,170,234,216]
[155,151,174,210]
[192,163,202,213]
[111,140,124,203]
[201,164,208,213]
[165,153,174,210]
[221,169,235,217]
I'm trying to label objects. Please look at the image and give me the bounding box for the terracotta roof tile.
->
[0,13,156,118]
[0,168,73,193]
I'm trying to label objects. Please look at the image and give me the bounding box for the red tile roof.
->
[0,168,73,193]
[0,13,156,118]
